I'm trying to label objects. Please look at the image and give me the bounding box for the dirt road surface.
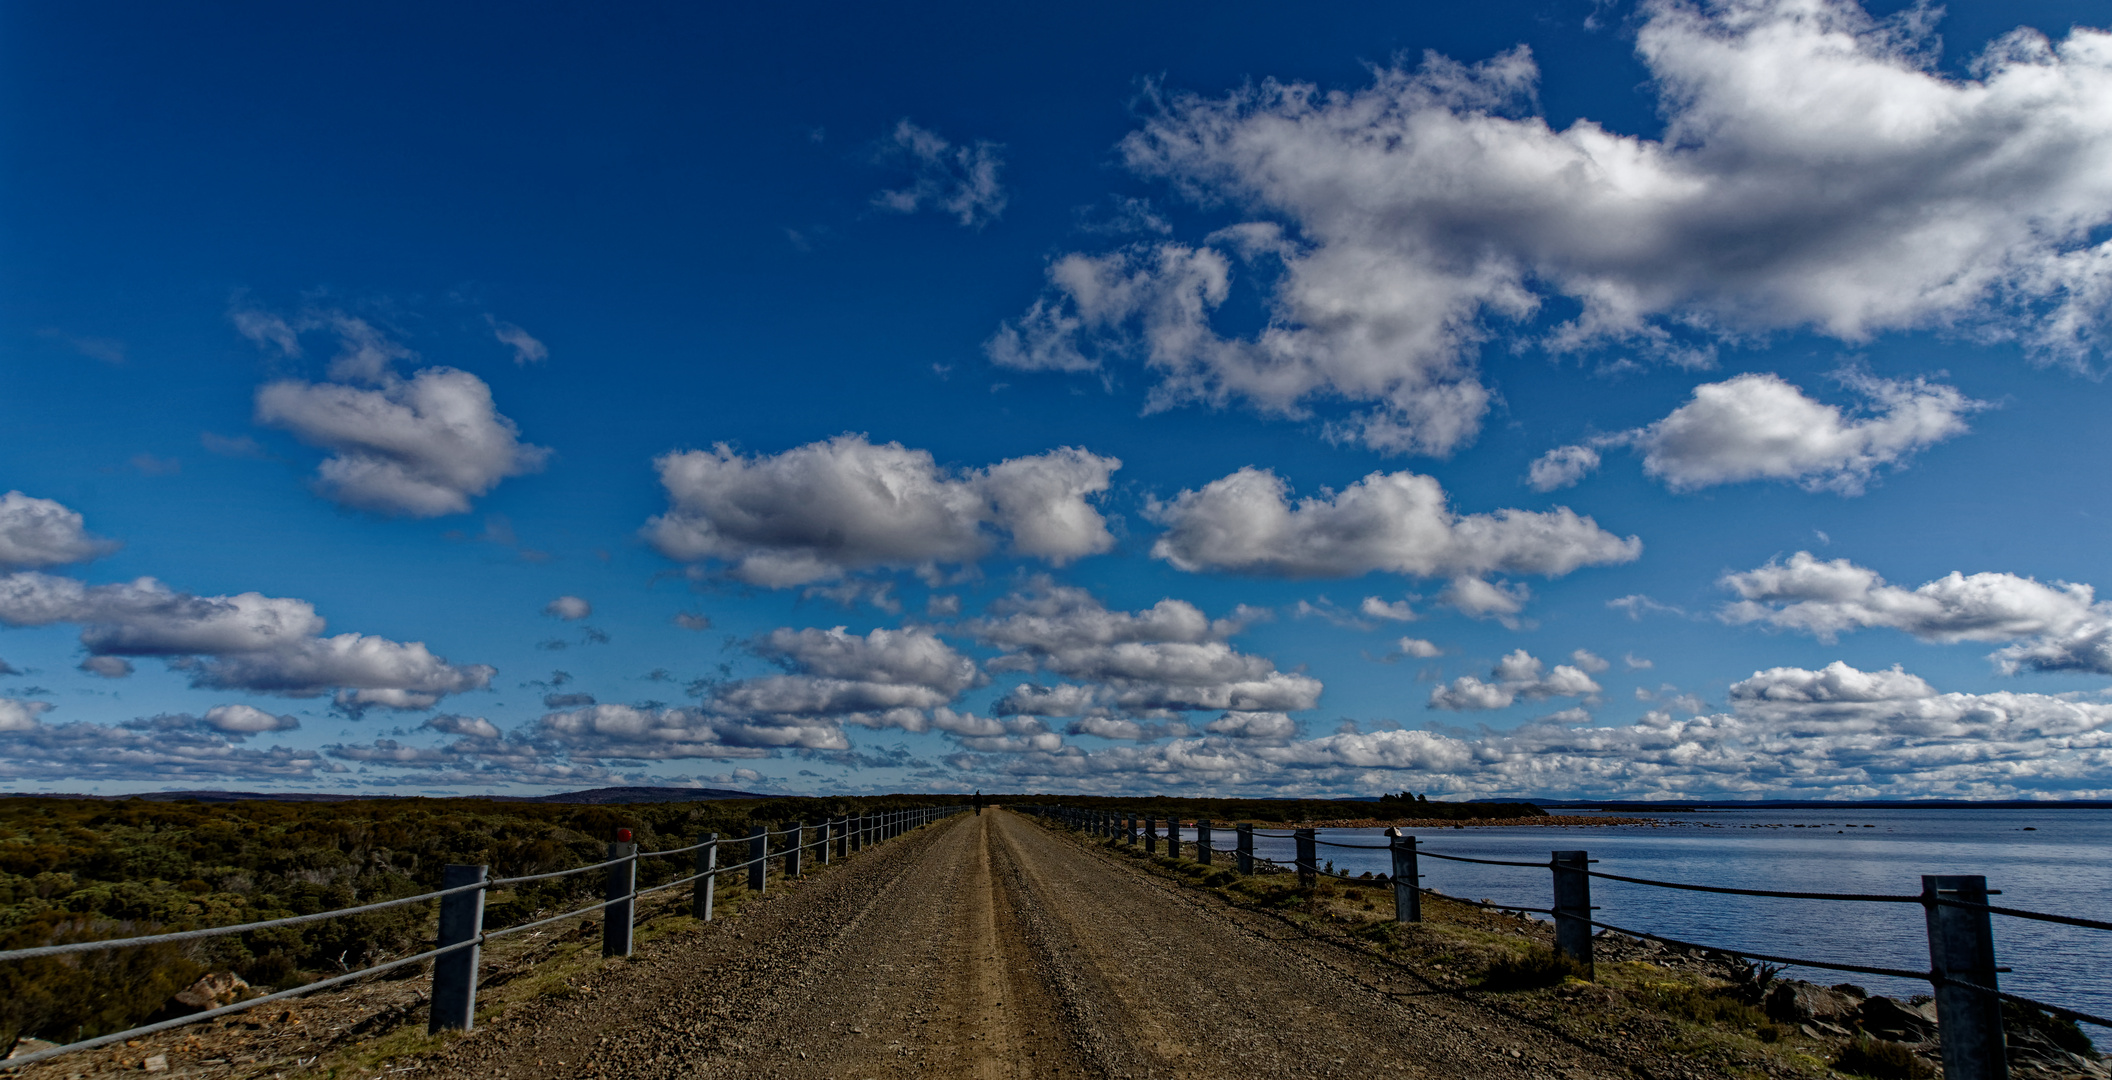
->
[416,810,1701,1080]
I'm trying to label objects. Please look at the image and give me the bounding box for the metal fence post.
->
[851,813,864,852]
[1145,816,1159,855]
[821,819,833,866]
[1389,833,1420,923]
[1166,816,1181,860]
[1196,821,1213,866]
[786,823,803,879]
[1551,850,1592,977]
[1236,823,1254,874]
[748,825,769,895]
[428,864,486,1033]
[1924,874,2008,1080]
[1294,828,1317,887]
[604,837,637,958]
[695,833,718,921]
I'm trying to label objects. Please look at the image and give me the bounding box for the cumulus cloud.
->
[871,120,1007,227]
[78,656,132,679]
[0,572,494,708]
[1361,597,1418,622]
[1538,373,1981,494]
[1396,638,1443,659]
[973,582,1321,727]
[944,661,2112,800]
[1721,551,2112,674]
[0,697,52,733]
[1429,648,1603,710]
[645,435,1119,586]
[0,492,117,570]
[1570,649,1611,673]
[992,0,2112,454]
[202,704,299,734]
[544,595,592,620]
[0,703,333,782]
[257,366,550,518]
[1527,446,1601,492]
[1147,468,1640,601]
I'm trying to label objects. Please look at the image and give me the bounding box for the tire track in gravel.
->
[418,810,1693,1080]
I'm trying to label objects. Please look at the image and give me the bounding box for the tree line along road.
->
[413,808,1701,1080]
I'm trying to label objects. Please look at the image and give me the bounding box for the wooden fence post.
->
[1294,828,1317,887]
[1551,850,1592,977]
[1166,816,1181,860]
[1924,874,2008,1080]
[1388,832,1420,923]
[1145,816,1159,855]
[748,825,769,895]
[1236,823,1254,874]
[604,837,637,958]
[1196,821,1213,866]
[695,833,717,921]
[428,864,486,1033]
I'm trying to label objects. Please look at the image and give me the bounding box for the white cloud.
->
[487,317,549,365]
[871,120,1007,228]
[1570,649,1611,673]
[0,492,117,570]
[1437,577,1531,624]
[78,656,132,679]
[1147,468,1640,600]
[1625,652,1655,670]
[993,0,2112,454]
[1721,551,2112,675]
[0,697,52,733]
[544,595,592,620]
[972,582,1321,725]
[1609,594,1685,620]
[203,704,299,734]
[942,661,2112,801]
[1429,649,1603,711]
[1396,637,1443,659]
[1541,373,1981,494]
[1203,711,1298,741]
[256,366,550,518]
[0,572,494,708]
[645,435,1119,586]
[1528,446,1601,492]
[1360,596,1418,622]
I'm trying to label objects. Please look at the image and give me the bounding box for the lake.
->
[1182,807,2110,1033]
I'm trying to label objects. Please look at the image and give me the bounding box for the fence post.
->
[1166,816,1181,859]
[1196,821,1213,866]
[820,819,833,866]
[428,863,487,1033]
[1236,823,1254,874]
[1294,828,1317,887]
[786,823,803,879]
[748,825,769,895]
[604,836,637,958]
[839,816,850,858]
[1145,816,1159,855]
[695,833,718,921]
[1924,874,2008,1080]
[1389,832,1420,923]
[1551,850,1592,977]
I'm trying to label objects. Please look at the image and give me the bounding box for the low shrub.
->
[1473,946,1589,991]
[1833,1037,1936,1079]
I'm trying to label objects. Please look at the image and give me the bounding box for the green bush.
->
[1833,1037,1936,1079]
[1473,946,1589,991]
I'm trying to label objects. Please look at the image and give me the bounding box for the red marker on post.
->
[616,828,632,842]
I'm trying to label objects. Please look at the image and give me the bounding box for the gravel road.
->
[414,809,1696,1080]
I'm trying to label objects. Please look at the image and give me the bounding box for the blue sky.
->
[6,0,2112,799]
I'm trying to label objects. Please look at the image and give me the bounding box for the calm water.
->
[1174,808,2110,1030]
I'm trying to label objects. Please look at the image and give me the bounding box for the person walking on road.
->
[974,791,984,815]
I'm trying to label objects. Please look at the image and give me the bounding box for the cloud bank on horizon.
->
[7,0,2112,800]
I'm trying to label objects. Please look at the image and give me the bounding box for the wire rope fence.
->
[0,805,967,1070]
[1027,804,2109,1080]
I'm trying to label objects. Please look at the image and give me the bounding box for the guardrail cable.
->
[1582,868,1923,904]
[1585,918,1930,982]
[1933,976,2112,1030]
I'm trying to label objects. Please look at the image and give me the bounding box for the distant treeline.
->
[0,793,961,1051]
[991,793,1546,823]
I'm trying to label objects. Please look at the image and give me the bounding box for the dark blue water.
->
[1179,808,2110,1031]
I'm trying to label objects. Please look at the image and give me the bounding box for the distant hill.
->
[2,785,773,804]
